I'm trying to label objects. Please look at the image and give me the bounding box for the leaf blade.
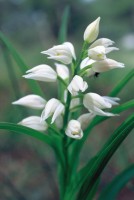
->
[0,32,44,97]
[58,6,70,43]
[77,114,134,200]
[0,122,52,146]
[98,165,134,200]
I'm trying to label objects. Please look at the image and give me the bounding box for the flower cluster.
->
[12,17,124,139]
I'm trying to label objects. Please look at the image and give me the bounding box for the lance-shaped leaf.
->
[109,69,134,97]
[0,122,52,145]
[58,6,70,43]
[76,114,134,200]
[0,32,43,97]
[0,122,65,168]
[98,165,134,200]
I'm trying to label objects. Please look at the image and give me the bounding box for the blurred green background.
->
[0,0,134,199]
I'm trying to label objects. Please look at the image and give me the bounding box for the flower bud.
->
[68,75,88,96]
[83,93,119,116]
[41,98,64,124]
[23,64,57,82]
[65,120,83,139]
[18,116,48,132]
[12,94,46,109]
[41,42,76,65]
[84,17,100,43]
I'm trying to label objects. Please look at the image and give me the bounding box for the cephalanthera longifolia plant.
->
[0,15,134,200]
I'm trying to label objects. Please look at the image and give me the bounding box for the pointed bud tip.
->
[84,17,101,43]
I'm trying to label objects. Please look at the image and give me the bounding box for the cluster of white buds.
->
[12,17,124,139]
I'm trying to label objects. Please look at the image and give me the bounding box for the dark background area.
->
[0,0,134,199]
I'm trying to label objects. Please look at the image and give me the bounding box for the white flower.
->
[65,120,83,139]
[55,63,69,80]
[77,113,95,130]
[23,64,57,82]
[84,17,100,43]
[68,75,88,96]
[41,42,76,65]
[18,116,48,132]
[88,45,106,61]
[41,98,64,124]
[12,94,46,109]
[88,45,119,61]
[92,58,125,72]
[83,93,120,116]
[90,38,115,48]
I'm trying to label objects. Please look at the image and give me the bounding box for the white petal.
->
[64,42,76,60]
[89,106,116,117]
[41,98,60,121]
[103,96,120,105]
[83,93,119,117]
[23,65,57,82]
[51,103,64,124]
[105,47,119,54]
[12,95,46,109]
[41,42,75,65]
[88,45,106,61]
[92,58,125,72]
[18,116,48,131]
[68,75,88,96]
[90,38,114,48]
[55,63,69,79]
[77,113,95,130]
[83,93,112,110]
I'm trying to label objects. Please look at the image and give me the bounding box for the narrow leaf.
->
[98,165,134,200]
[77,114,134,200]
[0,32,44,97]
[0,122,52,146]
[58,6,70,43]
[109,69,134,97]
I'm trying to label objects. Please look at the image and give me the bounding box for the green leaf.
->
[58,6,70,43]
[0,122,52,146]
[98,165,134,200]
[109,69,134,97]
[0,122,66,172]
[76,114,134,200]
[0,32,44,97]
